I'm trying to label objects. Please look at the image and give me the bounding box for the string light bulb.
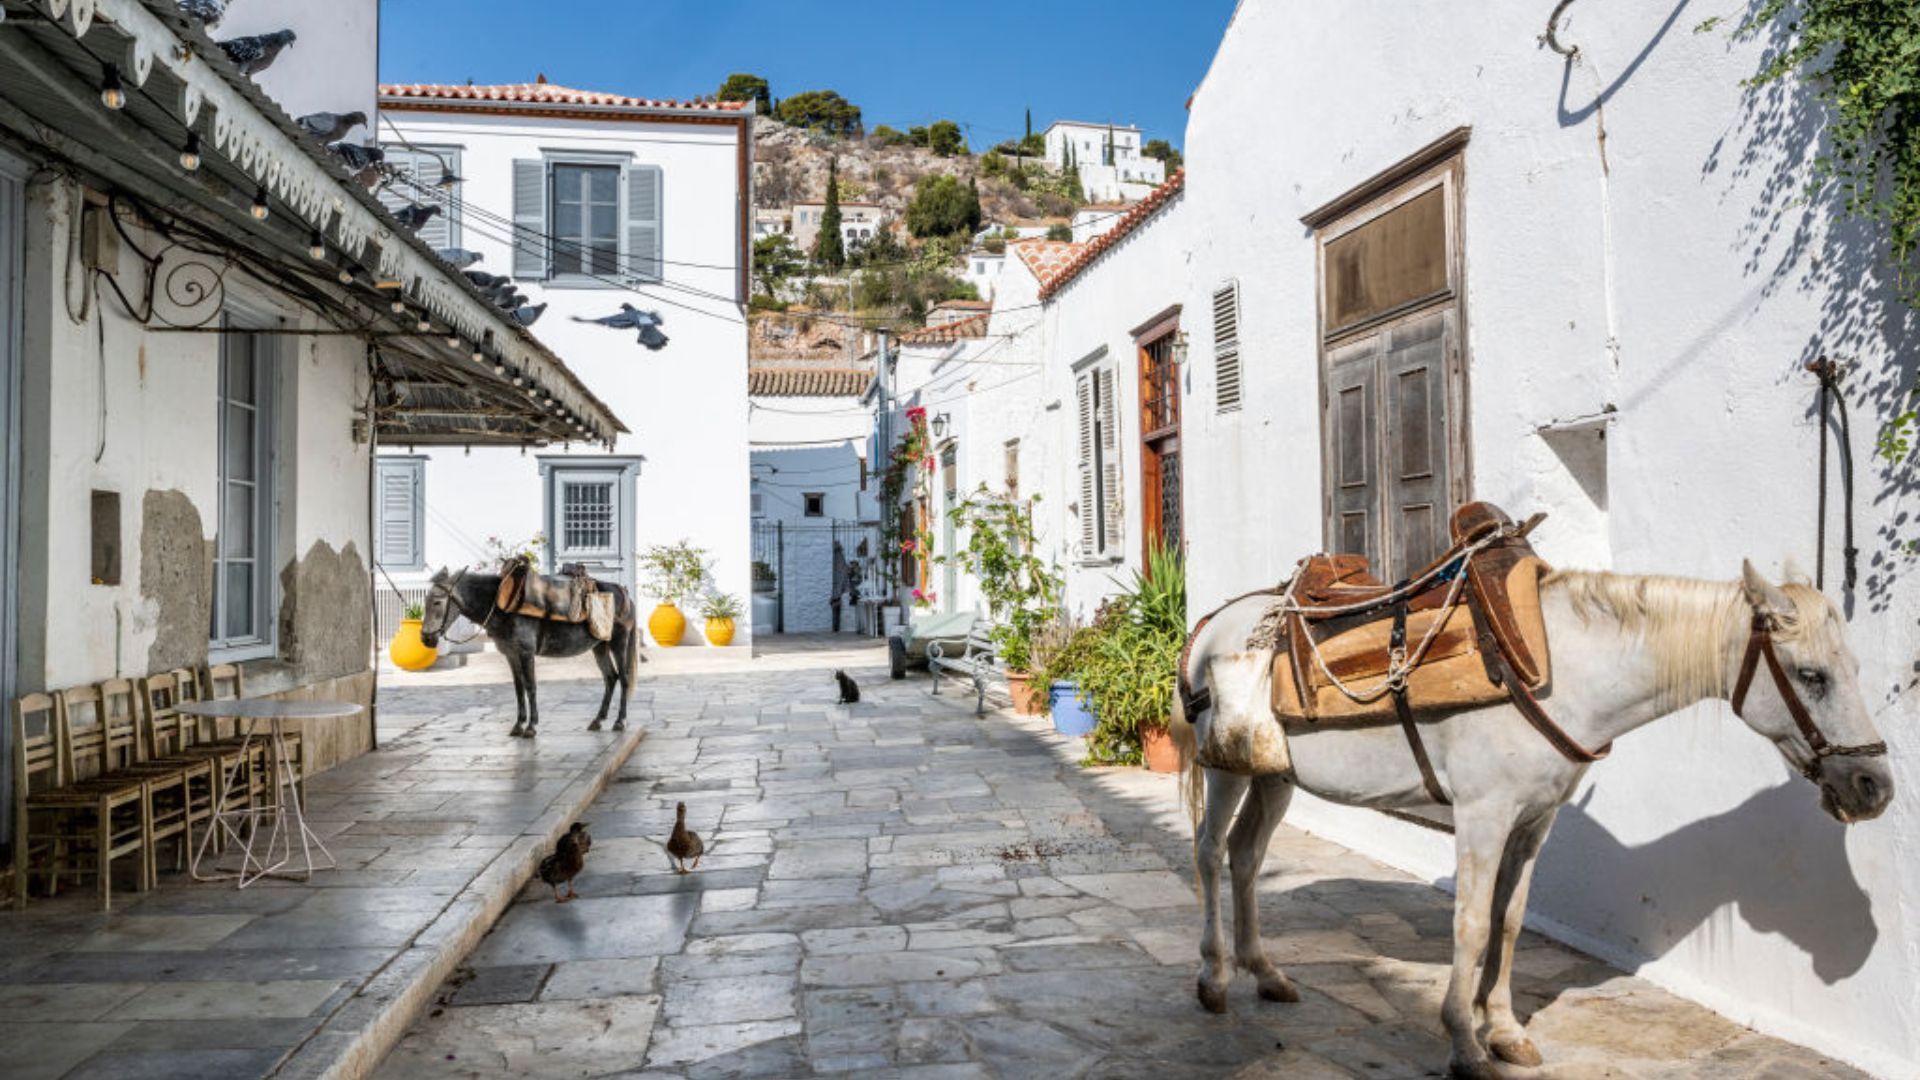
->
[99,64,126,110]
[389,298,407,315]
[337,266,355,285]
[471,343,486,364]
[179,132,202,172]
[445,333,461,349]
[249,187,270,221]
[308,231,326,260]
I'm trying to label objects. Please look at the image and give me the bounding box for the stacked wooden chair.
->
[8,661,307,911]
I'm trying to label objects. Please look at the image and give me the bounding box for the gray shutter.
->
[1212,282,1242,413]
[1323,335,1380,565]
[1096,366,1123,556]
[376,148,456,251]
[1380,311,1452,581]
[1076,372,1096,557]
[513,158,548,280]
[375,461,421,569]
[626,164,663,283]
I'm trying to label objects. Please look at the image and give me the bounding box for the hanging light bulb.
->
[307,231,326,260]
[414,313,432,333]
[493,362,506,377]
[471,343,486,364]
[511,374,524,387]
[389,298,407,315]
[445,332,462,349]
[249,187,270,221]
[99,63,126,110]
[337,266,355,285]
[179,132,202,172]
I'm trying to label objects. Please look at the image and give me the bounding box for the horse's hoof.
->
[509,726,526,738]
[1447,1056,1502,1080]
[1255,974,1300,1004]
[612,719,625,731]
[525,727,537,738]
[1197,980,1229,1014]
[1489,1035,1541,1067]
[588,719,604,732]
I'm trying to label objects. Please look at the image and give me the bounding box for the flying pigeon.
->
[175,0,224,28]
[216,30,296,77]
[393,203,442,231]
[510,302,548,327]
[296,111,367,143]
[437,248,483,269]
[463,269,507,288]
[573,304,669,351]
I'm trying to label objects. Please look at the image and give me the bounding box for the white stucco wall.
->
[1180,2,1920,1073]
[383,107,751,648]
[224,0,380,128]
[748,392,877,632]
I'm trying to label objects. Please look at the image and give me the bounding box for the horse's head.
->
[1734,561,1893,824]
[421,566,459,648]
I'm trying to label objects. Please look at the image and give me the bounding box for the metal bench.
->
[928,622,1002,716]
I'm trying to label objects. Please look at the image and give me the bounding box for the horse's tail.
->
[1171,677,1205,832]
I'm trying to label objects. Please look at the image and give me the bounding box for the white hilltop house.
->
[1043,120,1165,202]
[377,81,753,645]
[0,0,623,853]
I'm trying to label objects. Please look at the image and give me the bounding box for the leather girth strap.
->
[1389,593,1453,805]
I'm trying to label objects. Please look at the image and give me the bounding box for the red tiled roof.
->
[379,82,749,113]
[898,310,992,345]
[931,300,991,311]
[1039,169,1185,300]
[1011,240,1084,284]
[747,366,871,397]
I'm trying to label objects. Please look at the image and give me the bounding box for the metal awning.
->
[0,0,625,446]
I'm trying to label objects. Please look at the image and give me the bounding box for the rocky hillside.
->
[754,119,1077,224]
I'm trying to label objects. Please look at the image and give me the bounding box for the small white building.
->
[960,248,1006,300]
[790,200,887,259]
[1071,203,1134,243]
[379,81,753,644]
[754,208,789,241]
[1044,120,1166,203]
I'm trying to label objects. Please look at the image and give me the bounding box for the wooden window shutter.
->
[1212,281,1243,413]
[375,462,421,569]
[377,149,456,251]
[1096,366,1123,555]
[625,164,663,283]
[1076,372,1096,557]
[512,159,548,280]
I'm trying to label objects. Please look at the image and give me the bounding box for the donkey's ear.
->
[1741,559,1793,624]
[430,565,449,584]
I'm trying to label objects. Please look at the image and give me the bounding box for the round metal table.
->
[178,699,364,887]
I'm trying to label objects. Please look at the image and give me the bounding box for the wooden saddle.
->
[1268,502,1551,726]
[495,558,619,640]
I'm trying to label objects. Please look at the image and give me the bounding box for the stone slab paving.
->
[0,662,646,1080]
[376,638,1868,1079]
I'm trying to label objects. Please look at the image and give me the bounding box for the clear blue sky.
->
[377,1,1238,150]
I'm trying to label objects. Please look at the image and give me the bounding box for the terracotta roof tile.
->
[748,366,872,397]
[379,82,749,113]
[1011,240,1085,283]
[1038,169,1185,300]
[930,299,991,311]
[898,311,992,345]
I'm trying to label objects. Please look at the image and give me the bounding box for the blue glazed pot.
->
[1049,681,1096,737]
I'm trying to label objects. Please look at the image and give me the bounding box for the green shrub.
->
[1045,543,1187,765]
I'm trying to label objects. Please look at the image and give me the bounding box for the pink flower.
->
[900,539,917,553]
[922,456,935,470]
[905,406,928,424]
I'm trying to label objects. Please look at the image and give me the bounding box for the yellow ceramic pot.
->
[704,617,736,646]
[648,603,687,647]
[389,618,439,671]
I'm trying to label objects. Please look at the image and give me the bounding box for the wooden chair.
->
[188,664,271,808]
[11,690,149,910]
[67,682,190,898]
[129,675,218,870]
[202,662,306,807]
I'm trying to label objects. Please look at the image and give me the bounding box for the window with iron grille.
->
[561,481,616,552]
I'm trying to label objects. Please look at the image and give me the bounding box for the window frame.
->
[1073,350,1124,565]
[1306,130,1472,578]
[379,143,462,250]
[374,455,427,572]
[548,160,623,282]
[802,492,825,518]
[209,322,281,662]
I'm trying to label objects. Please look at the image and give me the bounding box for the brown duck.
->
[666,802,704,874]
[538,822,591,902]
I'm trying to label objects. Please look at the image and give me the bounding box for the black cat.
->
[834,669,861,705]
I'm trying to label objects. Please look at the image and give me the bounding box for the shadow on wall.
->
[1532,782,1877,985]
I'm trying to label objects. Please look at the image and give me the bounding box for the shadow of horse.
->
[1528,781,1877,984]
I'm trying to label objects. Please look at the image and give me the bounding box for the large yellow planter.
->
[648,603,687,647]
[704,617,736,646]
[389,618,439,671]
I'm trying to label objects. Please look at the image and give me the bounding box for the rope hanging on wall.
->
[1809,356,1858,592]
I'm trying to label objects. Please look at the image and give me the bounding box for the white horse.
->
[1173,562,1892,1078]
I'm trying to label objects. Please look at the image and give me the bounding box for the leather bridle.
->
[423,567,494,645]
[1730,612,1887,781]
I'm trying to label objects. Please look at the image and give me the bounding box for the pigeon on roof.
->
[511,302,548,327]
[437,248,483,269]
[326,142,383,171]
[175,0,224,29]
[296,111,367,143]
[216,30,297,77]
[574,304,669,351]
[463,269,507,288]
[393,204,442,231]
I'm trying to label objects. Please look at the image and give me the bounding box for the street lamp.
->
[931,412,951,439]
[1171,330,1191,366]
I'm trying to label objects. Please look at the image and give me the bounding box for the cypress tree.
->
[815,158,846,270]
[1025,108,1032,141]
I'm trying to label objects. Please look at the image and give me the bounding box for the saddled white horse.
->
[1173,562,1892,1078]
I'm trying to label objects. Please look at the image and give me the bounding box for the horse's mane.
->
[1541,569,1841,708]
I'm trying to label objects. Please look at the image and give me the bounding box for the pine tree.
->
[815,158,846,270]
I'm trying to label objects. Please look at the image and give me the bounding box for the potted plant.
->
[389,601,439,671]
[700,591,743,646]
[1073,543,1186,769]
[938,489,1063,715]
[1034,612,1101,737]
[639,540,710,647]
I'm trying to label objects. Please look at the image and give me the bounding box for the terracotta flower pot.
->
[389,618,439,672]
[648,603,687,647]
[1006,670,1041,715]
[1141,723,1180,773]
[704,617,736,646]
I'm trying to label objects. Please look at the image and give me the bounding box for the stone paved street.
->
[377,638,1865,1079]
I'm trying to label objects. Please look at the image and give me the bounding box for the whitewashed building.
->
[746,363,877,634]
[790,200,886,259]
[1044,120,1165,202]
[378,82,753,645]
[960,248,1006,301]
[0,0,620,848]
[1170,2,1920,1074]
